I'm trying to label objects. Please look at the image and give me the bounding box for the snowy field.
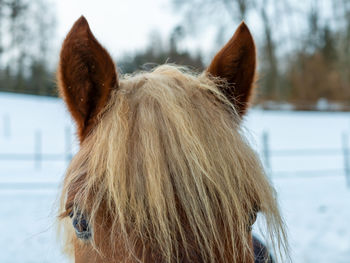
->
[0,92,349,263]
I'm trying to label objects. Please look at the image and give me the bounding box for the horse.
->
[57,16,287,263]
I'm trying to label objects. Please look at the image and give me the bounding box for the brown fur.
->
[57,16,117,141]
[207,22,256,116]
[57,17,288,263]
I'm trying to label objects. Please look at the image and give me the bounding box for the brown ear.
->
[207,22,256,116]
[57,16,117,142]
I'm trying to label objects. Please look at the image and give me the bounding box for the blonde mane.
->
[59,65,287,262]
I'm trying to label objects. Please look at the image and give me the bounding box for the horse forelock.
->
[59,65,287,263]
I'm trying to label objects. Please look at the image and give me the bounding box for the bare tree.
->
[0,0,56,96]
[172,0,284,101]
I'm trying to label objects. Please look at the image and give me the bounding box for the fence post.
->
[262,131,271,175]
[65,126,72,166]
[34,130,42,170]
[342,132,350,187]
[3,114,10,138]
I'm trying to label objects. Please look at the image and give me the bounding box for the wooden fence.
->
[0,126,73,170]
[261,131,350,186]
[1,123,349,187]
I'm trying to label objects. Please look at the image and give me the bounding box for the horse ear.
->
[57,16,118,141]
[207,22,256,116]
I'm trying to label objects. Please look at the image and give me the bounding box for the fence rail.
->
[1,126,349,187]
[0,126,73,170]
[0,153,69,160]
[260,131,350,187]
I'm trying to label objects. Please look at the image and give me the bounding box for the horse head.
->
[57,16,286,263]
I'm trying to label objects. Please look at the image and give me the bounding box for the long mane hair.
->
[59,65,287,262]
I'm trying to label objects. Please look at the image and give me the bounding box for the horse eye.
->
[71,211,92,240]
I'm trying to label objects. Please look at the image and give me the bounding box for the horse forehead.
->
[120,68,190,87]
[119,74,151,92]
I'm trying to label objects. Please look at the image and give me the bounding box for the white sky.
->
[55,0,180,59]
[53,0,335,65]
[54,0,235,66]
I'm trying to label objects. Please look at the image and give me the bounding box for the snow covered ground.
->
[0,92,349,262]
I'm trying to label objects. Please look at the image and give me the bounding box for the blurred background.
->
[0,0,349,262]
